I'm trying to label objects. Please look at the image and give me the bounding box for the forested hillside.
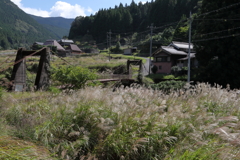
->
[194,0,240,88]
[0,0,58,50]
[69,0,200,46]
[30,15,74,39]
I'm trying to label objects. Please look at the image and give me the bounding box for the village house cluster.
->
[32,39,83,57]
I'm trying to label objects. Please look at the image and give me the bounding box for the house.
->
[58,39,74,47]
[65,44,83,54]
[123,47,137,55]
[43,39,66,56]
[152,41,197,74]
[58,39,83,55]
[43,39,65,51]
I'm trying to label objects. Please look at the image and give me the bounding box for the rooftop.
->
[171,41,193,50]
[162,46,188,55]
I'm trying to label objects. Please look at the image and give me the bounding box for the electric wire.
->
[197,2,240,17]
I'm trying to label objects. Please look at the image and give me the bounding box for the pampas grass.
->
[1,83,240,159]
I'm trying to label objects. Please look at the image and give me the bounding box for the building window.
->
[159,66,162,70]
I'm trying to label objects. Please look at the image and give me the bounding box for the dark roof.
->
[153,46,187,56]
[153,41,195,56]
[43,39,65,51]
[69,44,82,52]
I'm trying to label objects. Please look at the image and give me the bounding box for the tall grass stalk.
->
[1,83,240,159]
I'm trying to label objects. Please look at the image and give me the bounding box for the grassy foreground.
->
[0,83,240,159]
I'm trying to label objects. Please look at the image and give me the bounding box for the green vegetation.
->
[149,80,186,93]
[1,0,240,158]
[69,0,200,53]
[100,52,147,63]
[0,0,58,50]
[30,15,74,39]
[194,0,240,89]
[51,65,98,89]
[0,83,240,159]
[69,0,200,43]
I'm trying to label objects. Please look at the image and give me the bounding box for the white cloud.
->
[10,0,21,6]
[10,0,93,18]
[50,1,86,18]
[23,8,51,17]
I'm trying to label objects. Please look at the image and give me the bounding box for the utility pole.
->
[149,23,154,75]
[106,32,108,49]
[187,12,192,83]
[107,30,112,61]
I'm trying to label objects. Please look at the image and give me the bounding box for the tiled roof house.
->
[152,41,197,74]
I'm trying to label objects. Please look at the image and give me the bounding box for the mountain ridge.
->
[0,0,58,50]
[29,14,74,39]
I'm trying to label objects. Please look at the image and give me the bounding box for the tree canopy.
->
[69,0,200,45]
[194,0,240,88]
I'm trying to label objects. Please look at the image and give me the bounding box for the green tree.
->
[52,66,98,89]
[1,38,10,50]
[116,41,121,51]
[194,0,240,88]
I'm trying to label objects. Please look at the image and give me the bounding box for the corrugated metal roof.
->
[162,46,187,55]
[171,41,193,50]
[59,39,74,44]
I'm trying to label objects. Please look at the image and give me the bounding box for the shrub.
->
[47,86,61,94]
[150,80,186,93]
[113,64,127,74]
[26,63,38,73]
[151,65,158,74]
[163,74,175,79]
[51,65,98,89]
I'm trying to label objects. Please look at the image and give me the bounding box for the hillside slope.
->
[30,15,74,39]
[0,0,58,50]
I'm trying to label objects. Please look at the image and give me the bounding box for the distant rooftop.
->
[171,41,193,50]
[59,39,74,44]
[162,46,188,55]
[43,39,65,51]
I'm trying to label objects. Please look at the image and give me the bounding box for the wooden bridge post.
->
[10,47,51,91]
[10,48,27,91]
[35,47,51,90]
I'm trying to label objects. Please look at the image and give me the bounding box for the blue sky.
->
[10,0,152,19]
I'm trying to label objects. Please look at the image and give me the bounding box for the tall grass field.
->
[1,83,240,159]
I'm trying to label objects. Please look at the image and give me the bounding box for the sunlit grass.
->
[0,136,54,160]
[0,83,240,159]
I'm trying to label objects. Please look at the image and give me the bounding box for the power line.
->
[198,2,240,17]
[193,33,240,42]
[194,26,240,37]
[89,20,185,48]
[194,19,240,21]
[197,8,240,18]
[0,48,46,73]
